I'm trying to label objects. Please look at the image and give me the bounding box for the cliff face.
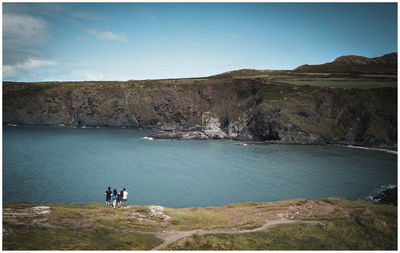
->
[3,75,397,148]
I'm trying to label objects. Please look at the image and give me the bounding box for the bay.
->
[3,126,397,207]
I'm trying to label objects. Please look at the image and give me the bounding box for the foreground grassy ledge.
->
[3,198,397,250]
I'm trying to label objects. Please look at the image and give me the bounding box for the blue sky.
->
[3,3,397,81]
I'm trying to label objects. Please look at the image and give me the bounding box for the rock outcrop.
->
[373,187,397,206]
[202,111,228,139]
[151,111,227,140]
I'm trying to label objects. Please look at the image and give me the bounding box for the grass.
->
[3,226,162,250]
[2,198,397,250]
[3,202,37,209]
[166,198,397,250]
[168,215,396,250]
[187,221,394,250]
[279,78,397,89]
[164,206,231,230]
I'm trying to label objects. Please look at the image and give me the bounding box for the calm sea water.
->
[3,126,397,207]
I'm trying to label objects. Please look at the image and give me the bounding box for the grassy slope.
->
[3,198,397,250]
[168,203,397,250]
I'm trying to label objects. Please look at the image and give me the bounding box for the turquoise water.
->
[3,126,397,207]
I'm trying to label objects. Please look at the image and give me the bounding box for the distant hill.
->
[210,52,397,77]
[210,69,284,78]
[294,52,397,73]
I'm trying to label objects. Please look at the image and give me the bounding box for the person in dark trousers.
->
[117,190,123,208]
[105,187,112,207]
[112,188,118,208]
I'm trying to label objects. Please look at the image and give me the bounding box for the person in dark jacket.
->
[117,190,123,208]
[105,186,112,207]
[112,189,118,208]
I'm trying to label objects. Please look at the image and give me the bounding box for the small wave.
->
[7,124,18,127]
[143,137,154,140]
[234,143,248,146]
[346,145,397,155]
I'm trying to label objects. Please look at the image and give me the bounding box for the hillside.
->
[3,198,397,250]
[3,53,397,148]
[294,52,397,73]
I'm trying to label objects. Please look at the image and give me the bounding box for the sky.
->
[2,2,398,81]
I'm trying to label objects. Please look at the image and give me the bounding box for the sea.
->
[3,125,397,208]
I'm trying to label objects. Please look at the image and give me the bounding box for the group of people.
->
[105,187,128,208]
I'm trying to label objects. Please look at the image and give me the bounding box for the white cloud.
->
[3,58,57,79]
[85,73,104,81]
[3,13,51,65]
[22,59,57,69]
[3,65,18,77]
[4,3,69,17]
[88,29,127,42]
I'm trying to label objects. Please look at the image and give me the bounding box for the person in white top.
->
[122,188,128,207]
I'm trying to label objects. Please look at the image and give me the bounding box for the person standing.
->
[122,188,128,208]
[105,186,112,207]
[112,188,118,208]
[117,190,123,208]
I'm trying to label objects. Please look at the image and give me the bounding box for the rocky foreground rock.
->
[373,187,397,206]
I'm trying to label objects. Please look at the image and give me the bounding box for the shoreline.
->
[4,123,397,153]
[4,184,397,209]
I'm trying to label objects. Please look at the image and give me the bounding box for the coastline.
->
[5,124,398,152]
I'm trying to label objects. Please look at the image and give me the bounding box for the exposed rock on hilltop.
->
[333,55,371,65]
[333,53,397,65]
[295,52,397,73]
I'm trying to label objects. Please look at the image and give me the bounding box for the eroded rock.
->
[149,205,171,221]
[32,206,51,215]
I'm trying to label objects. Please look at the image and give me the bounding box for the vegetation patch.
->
[3,225,162,250]
[167,219,396,250]
[164,206,230,230]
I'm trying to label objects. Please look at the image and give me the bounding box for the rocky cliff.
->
[3,72,397,148]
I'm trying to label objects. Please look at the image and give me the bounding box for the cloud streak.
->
[70,10,110,21]
[88,29,128,42]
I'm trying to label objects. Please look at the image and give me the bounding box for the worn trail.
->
[150,218,320,250]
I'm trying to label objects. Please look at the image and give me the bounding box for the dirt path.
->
[151,218,320,250]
